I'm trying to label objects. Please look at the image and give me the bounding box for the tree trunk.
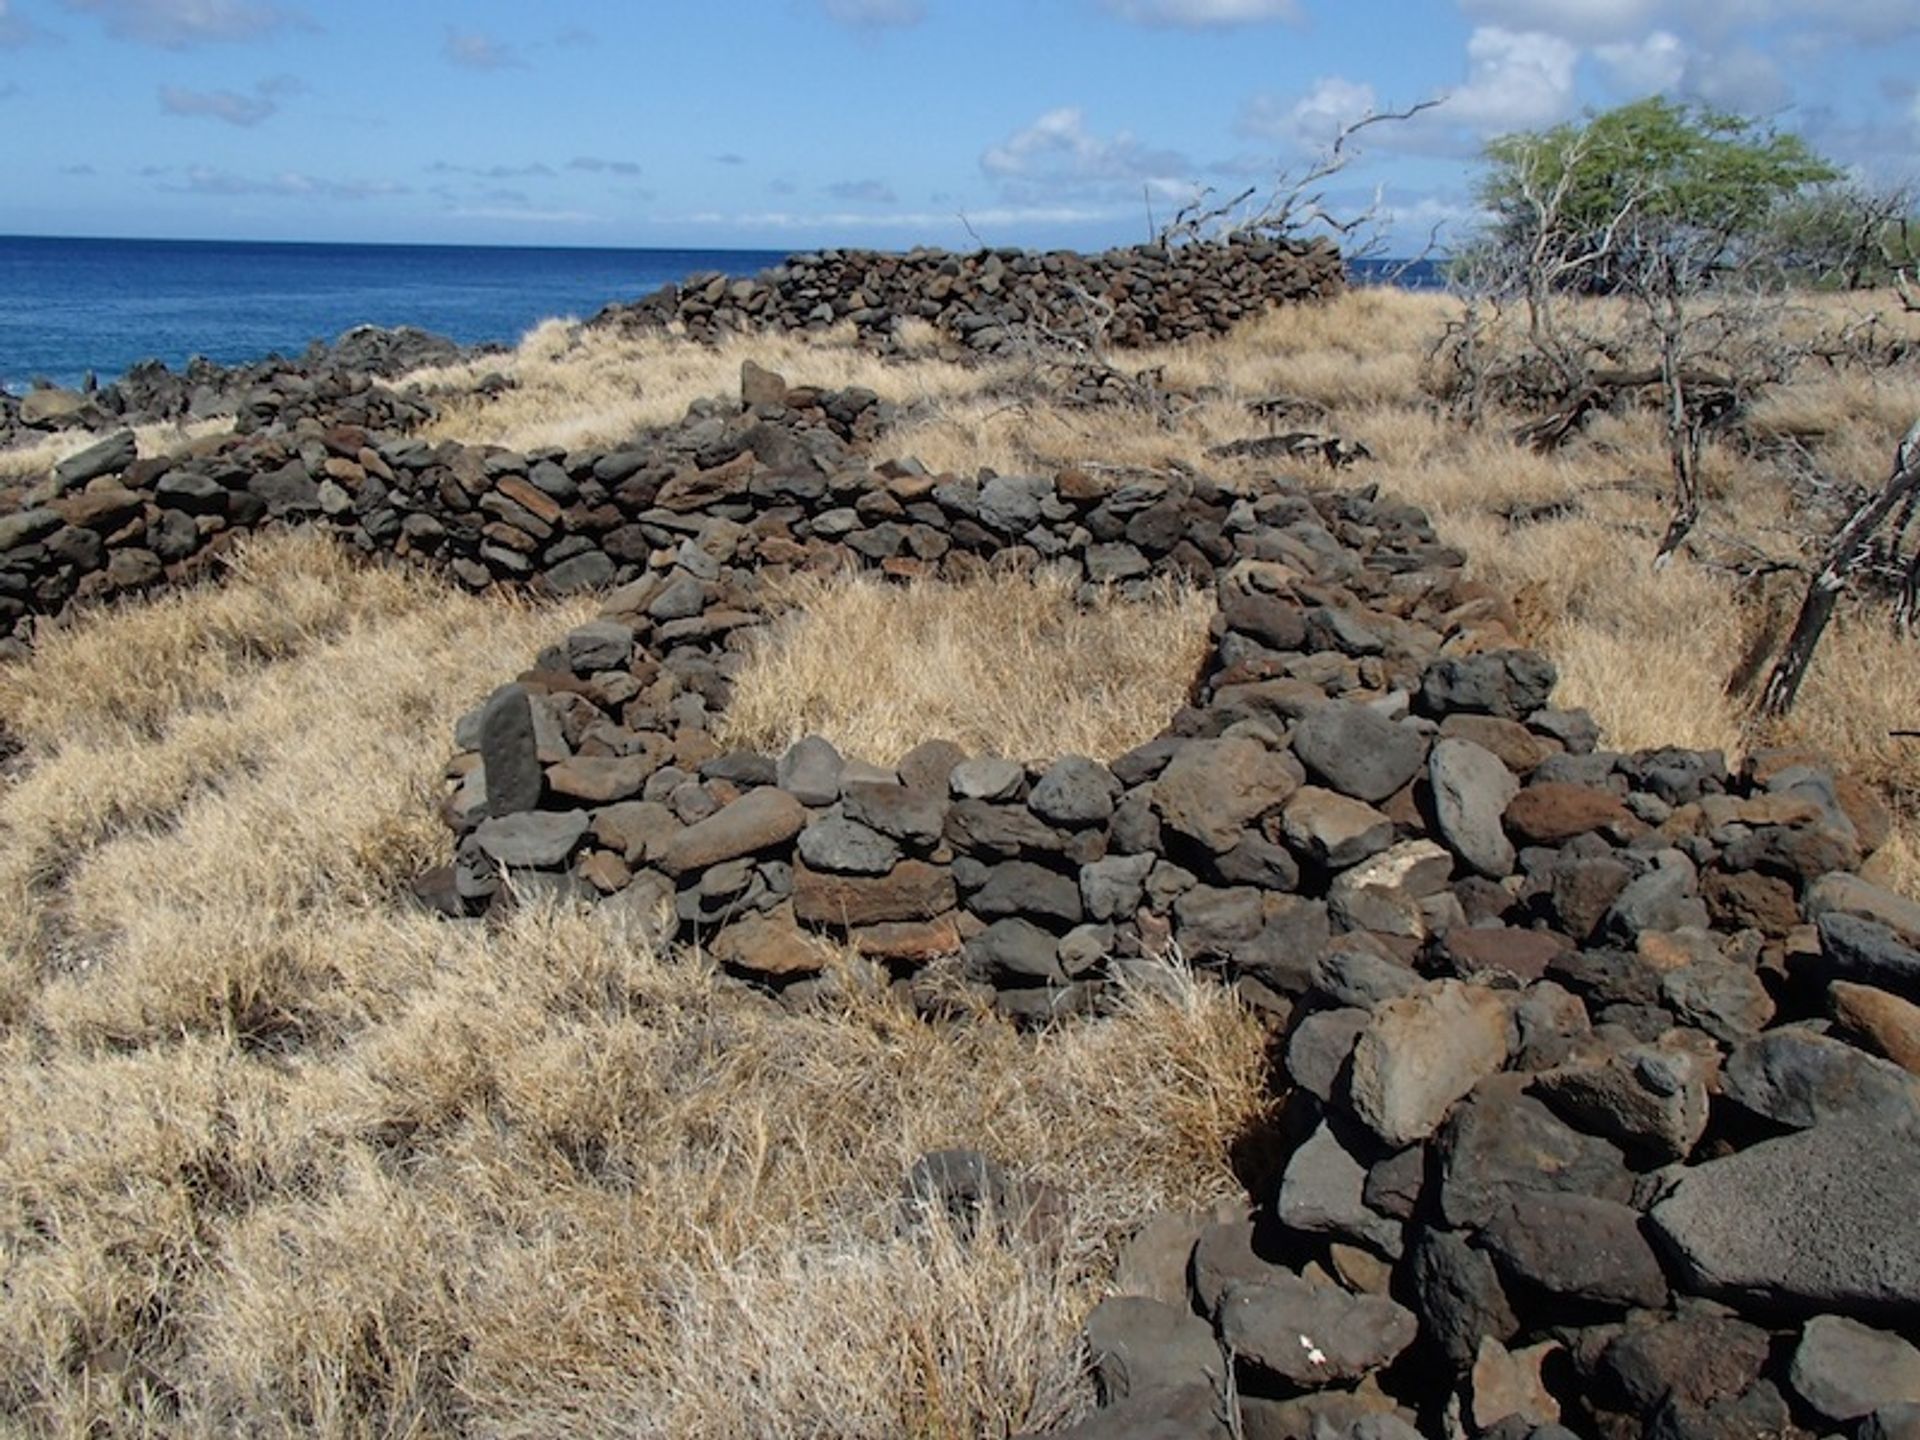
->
[1897,544,1920,637]
[1758,417,1920,717]
[1652,286,1701,570]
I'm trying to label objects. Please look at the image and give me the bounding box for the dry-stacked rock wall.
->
[1,329,1917,1435]
[0,364,897,643]
[592,237,1346,352]
[411,369,1920,1438]
[0,325,475,448]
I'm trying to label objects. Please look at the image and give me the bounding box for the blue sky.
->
[1,0,1916,252]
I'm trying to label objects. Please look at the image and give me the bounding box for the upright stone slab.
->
[479,683,543,817]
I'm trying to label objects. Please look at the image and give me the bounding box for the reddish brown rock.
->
[1831,981,1920,1074]
[546,754,657,804]
[53,482,143,531]
[849,914,964,961]
[1441,926,1569,984]
[1703,869,1801,938]
[1835,774,1894,854]
[793,858,958,926]
[708,905,833,976]
[1439,714,1560,775]
[591,800,682,863]
[658,787,806,875]
[323,456,366,488]
[656,452,755,512]
[575,850,632,893]
[1505,783,1632,845]
[1153,736,1299,853]
[497,475,564,525]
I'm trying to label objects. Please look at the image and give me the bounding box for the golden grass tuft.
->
[0,533,1269,1436]
[0,417,231,486]
[405,315,1012,454]
[718,569,1217,766]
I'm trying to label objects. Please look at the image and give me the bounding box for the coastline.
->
[0,235,1443,397]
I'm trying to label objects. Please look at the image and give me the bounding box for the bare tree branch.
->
[1758,415,1920,717]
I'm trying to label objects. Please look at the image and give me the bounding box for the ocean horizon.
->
[0,234,1441,395]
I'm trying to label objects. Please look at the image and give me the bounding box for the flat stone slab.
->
[658,787,806,875]
[1650,1121,1920,1320]
[474,810,590,868]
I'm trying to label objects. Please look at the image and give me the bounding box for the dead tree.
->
[1892,217,1920,314]
[1758,415,1920,717]
[1157,99,1444,256]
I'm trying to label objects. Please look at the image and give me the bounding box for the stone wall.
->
[591,237,1346,352]
[1,350,1917,1435]
[0,363,895,644]
[0,325,474,449]
[417,366,1920,1437]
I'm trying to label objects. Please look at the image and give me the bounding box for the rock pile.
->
[0,324,476,447]
[1,328,1916,1437]
[592,238,1345,353]
[0,357,898,642]
[417,368,1920,1438]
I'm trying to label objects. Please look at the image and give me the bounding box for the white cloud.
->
[1236,76,1379,149]
[1444,26,1579,132]
[158,75,295,126]
[1778,0,1920,42]
[1236,26,1575,168]
[1595,29,1687,94]
[1458,0,1656,42]
[1684,44,1788,112]
[443,27,522,70]
[60,0,303,46]
[447,206,605,225]
[1101,0,1299,26]
[1465,0,1915,48]
[427,160,556,179]
[818,0,924,25]
[982,106,1192,199]
[167,166,408,200]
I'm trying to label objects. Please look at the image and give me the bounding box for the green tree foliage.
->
[1763,182,1917,289]
[1476,97,1840,292]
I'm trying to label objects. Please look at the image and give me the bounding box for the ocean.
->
[0,235,1445,395]
[0,235,792,393]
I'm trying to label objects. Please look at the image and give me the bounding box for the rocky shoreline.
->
[0,243,1916,1438]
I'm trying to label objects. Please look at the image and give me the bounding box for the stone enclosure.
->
[591,235,1346,352]
[1,241,1918,1437]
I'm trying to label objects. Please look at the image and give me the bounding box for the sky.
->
[0,0,1916,253]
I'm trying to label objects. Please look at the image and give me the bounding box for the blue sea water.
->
[0,235,792,393]
[0,235,1445,396]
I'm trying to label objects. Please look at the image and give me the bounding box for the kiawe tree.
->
[1463,98,1846,564]
[1478,98,1838,296]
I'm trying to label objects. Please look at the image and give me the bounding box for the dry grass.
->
[406,315,1013,454]
[719,570,1216,766]
[4,276,1919,1437]
[867,287,1920,893]
[0,533,1269,1437]
[0,416,231,486]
